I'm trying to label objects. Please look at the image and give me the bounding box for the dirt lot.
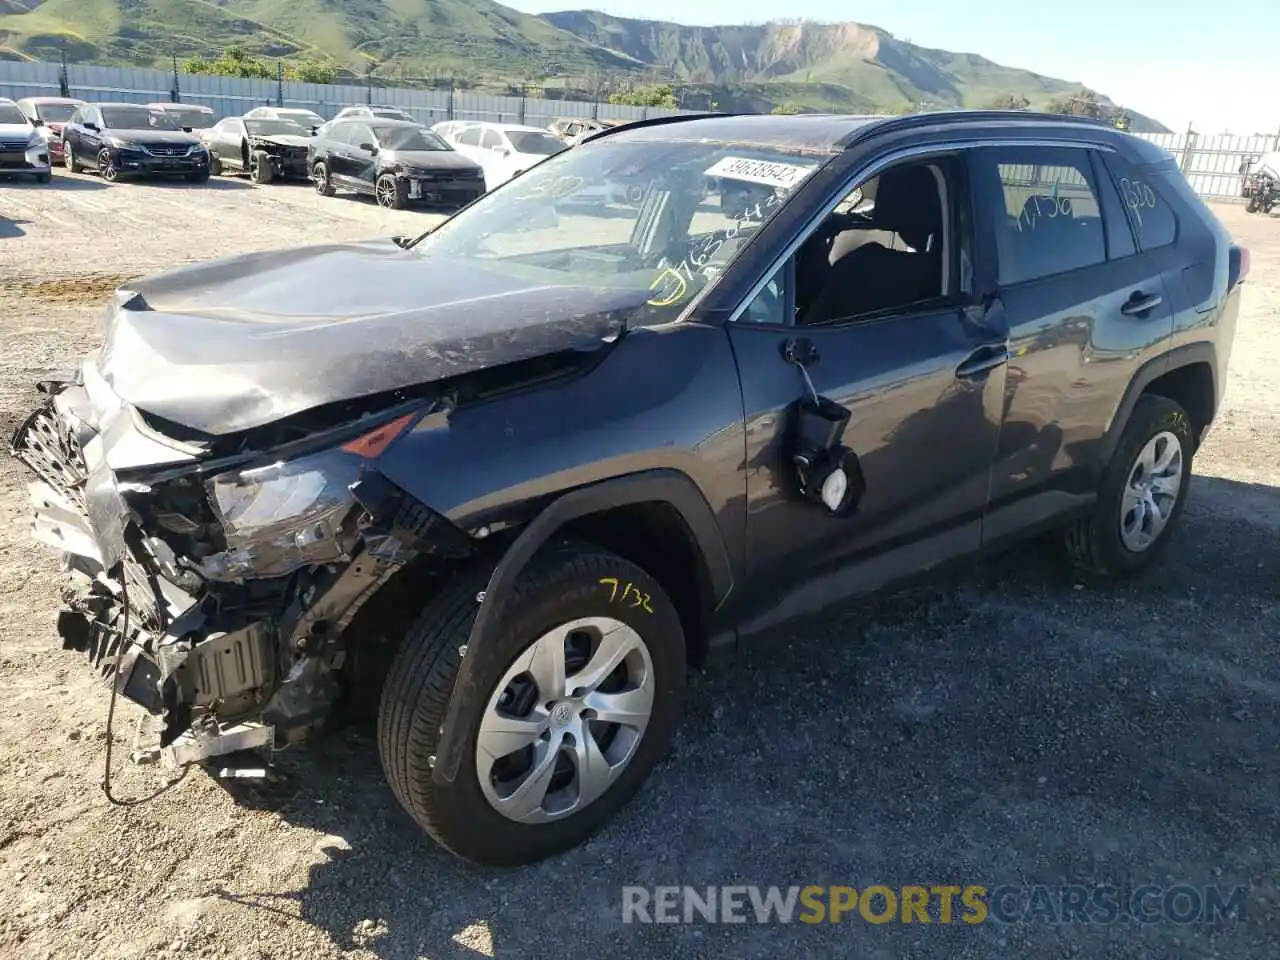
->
[0,173,1278,960]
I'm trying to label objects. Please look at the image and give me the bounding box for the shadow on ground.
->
[0,217,31,239]
[210,474,1279,959]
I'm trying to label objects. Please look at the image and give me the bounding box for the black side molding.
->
[431,468,734,784]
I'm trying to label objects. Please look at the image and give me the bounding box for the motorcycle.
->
[1246,173,1278,214]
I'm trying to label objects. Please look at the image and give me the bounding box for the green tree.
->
[770,103,802,115]
[984,93,1030,111]
[1046,88,1102,118]
[290,60,336,84]
[608,84,678,108]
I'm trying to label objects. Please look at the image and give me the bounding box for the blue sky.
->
[508,0,1277,134]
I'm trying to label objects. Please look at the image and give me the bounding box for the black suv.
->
[12,112,1245,866]
[62,102,209,182]
[308,118,486,207]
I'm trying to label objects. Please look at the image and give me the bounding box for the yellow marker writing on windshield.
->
[647,267,688,308]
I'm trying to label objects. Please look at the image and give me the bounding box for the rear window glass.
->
[1103,153,1178,250]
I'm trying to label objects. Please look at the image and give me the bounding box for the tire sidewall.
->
[1093,397,1194,574]
[385,551,686,864]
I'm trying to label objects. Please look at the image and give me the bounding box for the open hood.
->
[95,239,645,436]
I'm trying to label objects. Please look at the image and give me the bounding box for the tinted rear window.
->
[1103,153,1178,250]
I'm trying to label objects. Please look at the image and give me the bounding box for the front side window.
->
[972,146,1107,286]
[413,138,829,326]
[100,106,180,131]
[1102,152,1178,250]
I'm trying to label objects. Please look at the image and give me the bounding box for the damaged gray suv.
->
[13,111,1245,865]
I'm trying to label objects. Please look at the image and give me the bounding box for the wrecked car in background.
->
[13,111,1242,866]
[201,115,312,183]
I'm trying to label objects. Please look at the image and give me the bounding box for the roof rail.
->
[836,108,1116,147]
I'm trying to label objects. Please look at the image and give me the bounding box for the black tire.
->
[1061,394,1194,578]
[377,543,686,866]
[64,142,80,173]
[1246,196,1260,213]
[250,150,274,184]
[375,172,407,209]
[97,149,118,182]
[313,161,335,197]
[207,153,222,177]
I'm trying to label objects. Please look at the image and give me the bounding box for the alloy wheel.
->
[474,616,654,824]
[375,177,397,207]
[1119,430,1183,552]
[98,149,118,182]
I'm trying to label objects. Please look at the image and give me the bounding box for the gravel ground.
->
[0,173,1278,960]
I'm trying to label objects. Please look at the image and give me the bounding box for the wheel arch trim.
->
[1099,342,1217,466]
[431,468,733,784]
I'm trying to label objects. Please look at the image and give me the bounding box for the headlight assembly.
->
[201,447,362,581]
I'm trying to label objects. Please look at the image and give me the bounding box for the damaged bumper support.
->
[12,370,471,767]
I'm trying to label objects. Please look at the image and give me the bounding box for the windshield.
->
[0,103,26,125]
[246,119,309,138]
[507,131,567,156]
[101,106,180,130]
[35,102,78,123]
[166,107,214,128]
[281,111,322,126]
[414,138,827,324]
[375,126,448,151]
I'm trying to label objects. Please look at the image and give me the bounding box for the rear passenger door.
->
[968,144,1174,544]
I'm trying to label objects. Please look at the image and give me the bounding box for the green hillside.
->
[0,1,1167,130]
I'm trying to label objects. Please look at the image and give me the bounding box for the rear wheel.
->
[375,173,407,209]
[1061,394,1194,578]
[1247,195,1261,213]
[377,544,686,865]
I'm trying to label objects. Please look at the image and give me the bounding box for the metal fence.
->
[2,61,1274,201]
[0,60,690,131]
[1130,131,1276,201]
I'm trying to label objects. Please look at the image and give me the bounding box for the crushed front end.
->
[11,365,472,767]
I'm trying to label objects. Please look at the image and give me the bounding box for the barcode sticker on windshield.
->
[704,156,812,189]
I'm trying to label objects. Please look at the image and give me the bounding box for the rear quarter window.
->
[1102,153,1178,250]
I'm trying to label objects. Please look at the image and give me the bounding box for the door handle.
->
[956,343,1009,379]
[1121,291,1163,316]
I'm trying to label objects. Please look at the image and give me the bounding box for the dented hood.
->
[95,239,644,436]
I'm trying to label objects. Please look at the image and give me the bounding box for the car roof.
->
[18,96,83,105]
[149,101,213,111]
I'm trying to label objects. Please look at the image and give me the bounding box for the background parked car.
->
[549,117,619,145]
[309,118,485,208]
[14,95,85,165]
[0,97,51,182]
[146,102,218,131]
[62,102,209,182]
[243,106,325,134]
[315,104,420,138]
[202,115,312,183]
[433,120,566,187]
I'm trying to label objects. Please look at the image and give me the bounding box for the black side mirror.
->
[359,142,376,153]
[182,126,193,133]
[31,117,44,127]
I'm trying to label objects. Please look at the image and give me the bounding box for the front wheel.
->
[249,150,274,184]
[377,544,686,865]
[1061,394,1194,578]
[1247,196,1260,213]
[207,153,222,177]
[313,161,335,197]
[97,149,119,182]
[64,142,80,173]
[375,173,407,209]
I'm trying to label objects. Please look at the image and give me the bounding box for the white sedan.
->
[431,120,566,188]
